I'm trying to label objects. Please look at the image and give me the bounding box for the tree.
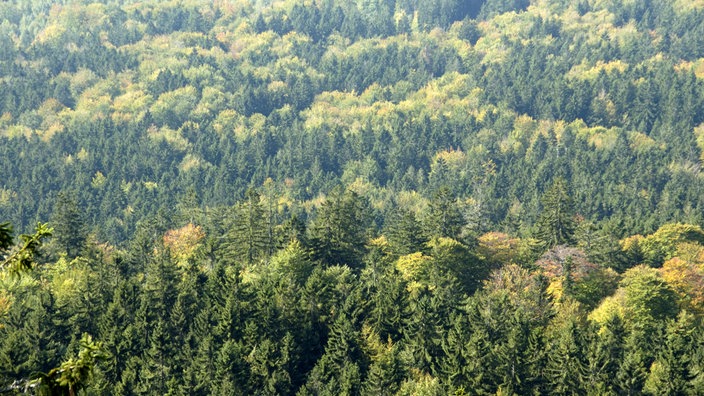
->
[309,188,372,269]
[424,186,465,241]
[643,312,696,395]
[1,222,104,394]
[384,208,428,257]
[51,192,87,259]
[535,178,576,248]
[620,266,678,334]
[33,334,108,396]
[544,302,588,394]
[223,189,267,265]
[0,222,52,274]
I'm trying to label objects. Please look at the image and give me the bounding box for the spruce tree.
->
[51,192,87,259]
[384,208,428,256]
[223,189,268,265]
[309,188,372,269]
[535,178,576,248]
[544,305,588,394]
[424,186,465,240]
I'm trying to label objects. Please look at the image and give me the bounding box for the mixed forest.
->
[3,0,704,394]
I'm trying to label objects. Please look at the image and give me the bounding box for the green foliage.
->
[33,334,108,396]
[535,178,576,249]
[621,266,679,331]
[0,222,53,275]
[3,1,704,395]
[636,223,704,267]
[424,187,466,241]
[222,189,268,265]
[50,193,87,260]
[0,222,12,252]
[309,189,372,269]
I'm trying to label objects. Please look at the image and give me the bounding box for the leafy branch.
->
[0,222,53,275]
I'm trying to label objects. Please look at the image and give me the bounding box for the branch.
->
[0,222,53,275]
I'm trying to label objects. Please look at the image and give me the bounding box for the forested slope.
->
[2,0,704,394]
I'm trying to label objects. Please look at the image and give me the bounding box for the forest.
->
[2,0,704,394]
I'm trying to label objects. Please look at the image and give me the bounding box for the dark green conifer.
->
[535,178,576,248]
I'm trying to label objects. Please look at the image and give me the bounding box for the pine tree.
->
[365,267,408,342]
[362,342,405,396]
[616,331,648,396]
[212,339,248,395]
[301,311,366,395]
[584,315,625,395]
[175,186,203,226]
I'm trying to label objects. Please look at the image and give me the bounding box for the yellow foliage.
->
[112,89,153,124]
[588,289,625,326]
[478,232,522,266]
[628,131,660,153]
[163,223,206,264]
[434,148,466,169]
[620,234,644,253]
[48,257,94,310]
[546,278,565,303]
[395,252,433,288]
[0,188,17,208]
[660,246,704,313]
[395,190,428,216]
[694,123,704,162]
[146,125,190,151]
[0,290,12,325]
[35,23,67,45]
[179,154,210,173]
[150,85,199,126]
[2,124,32,139]
[72,149,88,163]
[91,171,107,189]
[571,121,621,151]
[39,122,65,142]
[567,60,629,81]
[397,372,443,395]
[673,0,704,12]
[213,109,242,135]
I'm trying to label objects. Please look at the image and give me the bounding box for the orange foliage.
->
[163,223,205,262]
[477,232,521,267]
[660,243,704,313]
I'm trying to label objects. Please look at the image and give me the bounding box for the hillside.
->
[2,0,704,394]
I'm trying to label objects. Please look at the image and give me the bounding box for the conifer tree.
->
[584,314,625,395]
[51,192,87,259]
[362,342,405,396]
[424,186,465,240]
[309,188,372,268]
[643,312,696,395]
[535,178,576,248]
[616,331,648,395]
[544,304,588,394]
[223,189,268,265]
[385,208,428,256]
